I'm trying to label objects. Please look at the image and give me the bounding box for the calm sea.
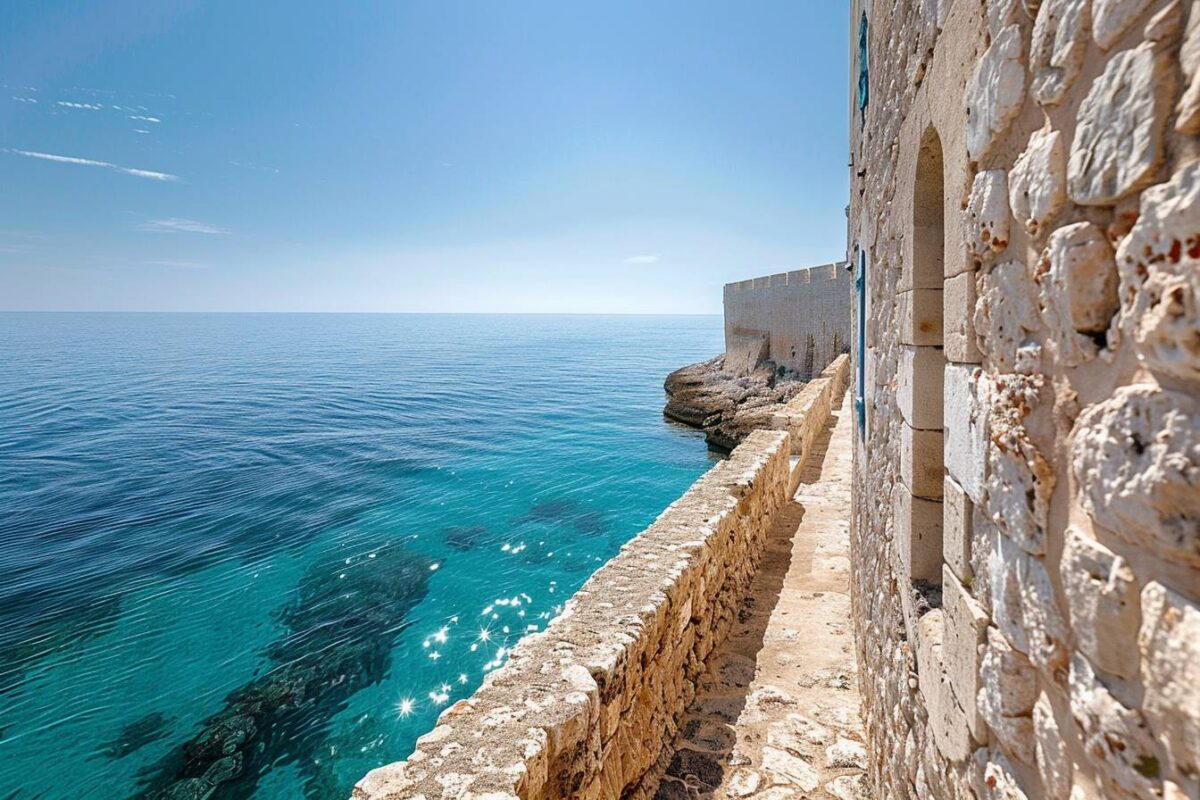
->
[0,312,722,800]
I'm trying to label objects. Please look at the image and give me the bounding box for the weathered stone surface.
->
[1178,1,1200,132]
[899,287,946,346]
[1068,653,1164,800]
[1031,0,1091,105]
[967,25,1027,162]
[1060,528,1142,679]
[966,170,1012,266]
[1010,128,1067,236]
[1114,160,1200,384]
[978,750,1033,800]
[988,0,1021,36]
[976,260,1044,374]
[1068,42,1174,205]
[1093,0,1156,47]
[825,738,868,769]
[1072,385,1200,568]
[1036,221,1120,367]
[977,627,1037,764]
[826,774,869,800]
[895,484,944,584]
[946,270,983,363]
[1138,581,1200,780]
[945,364,990,504]
[902,423,944,500]
[944,567,990,741]
[987,529,1069,674]
[918,610,977,764]
[944,476,973,582]
[761,746,820,790]
[1034,693,1074,799]
[986,373,1054,555]
[898,345,944,430]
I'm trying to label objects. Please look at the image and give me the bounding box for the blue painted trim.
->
[855,247,866,437]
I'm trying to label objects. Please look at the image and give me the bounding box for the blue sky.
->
[1,1,849,313]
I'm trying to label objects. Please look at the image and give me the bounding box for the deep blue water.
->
[0,313,722,800]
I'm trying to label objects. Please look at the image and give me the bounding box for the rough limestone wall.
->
[849,0,1199,799]
[352,428,794,800]
[724,263,853,377]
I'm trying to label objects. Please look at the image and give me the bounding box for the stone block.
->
[976,750,1032,800]
[1072,385,1200,569]
[917,610,976,763]
[986,530,1069,674]
[974,260,1043,375]
[1114,160,1200,385]
[945,270,982,364]
[1031,0,1090,105]
[944,364,989,504]
[902,423,945,500]
[943,566,989,742]
[899,288,945,346]
[898,345,945,430]
[1010,128,1067,236]
[1036,221,1119,367]
[1139,581,1200,780]
[977,627,1037,764]
[965,170,1011,267]
[1178,1,1200,133]
[1059,528,1141,679]
[966,25,1027,162]
[1068,41,1174,205]
[1068,653,1163,799]
[944,476,973,582]
[1093,0,1155,47]
[985,423,1053,557]
[1033,693,1073,799]
[894,483,944,584]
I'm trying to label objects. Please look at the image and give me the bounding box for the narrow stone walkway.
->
[652,393,867,800]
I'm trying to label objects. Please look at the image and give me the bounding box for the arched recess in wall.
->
[896,125,945,604]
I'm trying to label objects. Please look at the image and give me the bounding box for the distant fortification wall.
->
[724,262,852,377]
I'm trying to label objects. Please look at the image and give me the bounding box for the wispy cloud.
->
[142,259,206,269]
[6,149,179,182]
[56,100,103,110]
[136,218,228,235]
[624,254,660,265]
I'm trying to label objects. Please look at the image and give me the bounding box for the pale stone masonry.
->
[848,0,1199,798]
[724,264,852,377]
[352,360,850,799]
[648,393,867,799]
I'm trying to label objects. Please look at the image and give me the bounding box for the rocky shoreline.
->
[663,355,806,451]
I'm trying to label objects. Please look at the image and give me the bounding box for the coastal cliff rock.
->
[663,355,804,451]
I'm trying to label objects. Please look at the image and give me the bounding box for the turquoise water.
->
[0,313,722,800]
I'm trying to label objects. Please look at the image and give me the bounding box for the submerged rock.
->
[134,542,432,800]
[104,712,174,760]
[442,525,489,551]
[663,355,805,451]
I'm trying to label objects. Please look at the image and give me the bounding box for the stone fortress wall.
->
[724,263,853,376]
[848,0,1199,798]
[351,359,850,800]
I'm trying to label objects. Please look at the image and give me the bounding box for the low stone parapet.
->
[771,353,850,491]
[352,427,796,799]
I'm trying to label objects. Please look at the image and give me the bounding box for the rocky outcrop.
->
[663,356,806,451]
